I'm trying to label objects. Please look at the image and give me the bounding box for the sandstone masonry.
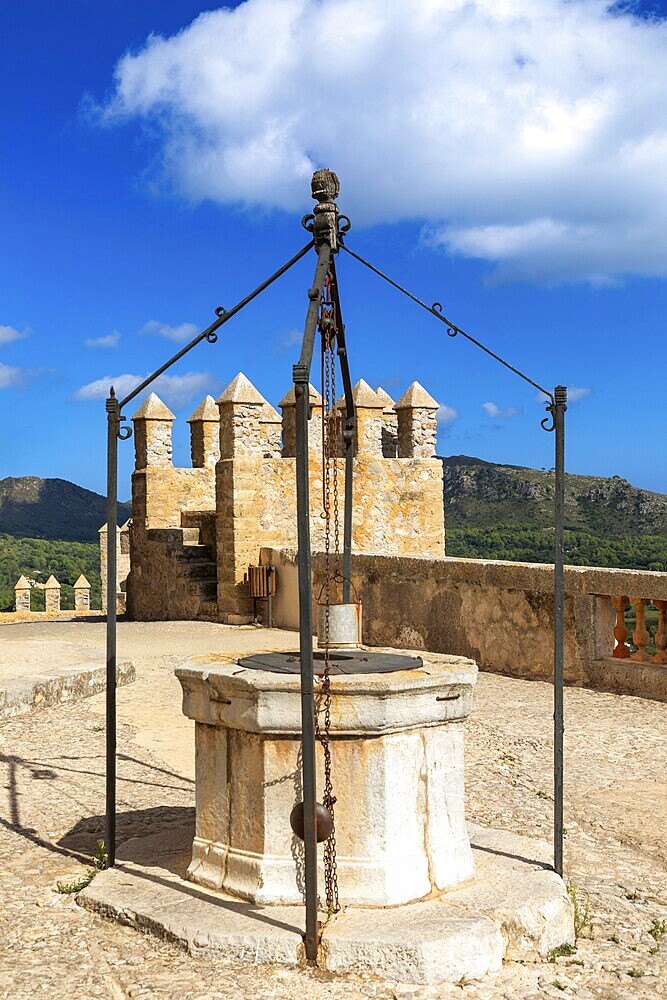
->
[123,373,444,623]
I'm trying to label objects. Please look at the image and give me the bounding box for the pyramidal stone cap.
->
[187,395,219,423]
[336,379,384,410]
[217,372,268,406]
[395,381,439,410]
[74,575,91,588]
[15,575,31,590]
[259,402,281,423]
[279,383,323,408]
[352,379,384,408]
[45,575,60,588]
[132,392,176,421]
[375,386,396,411]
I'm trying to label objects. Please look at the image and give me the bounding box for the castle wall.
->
[124,375,445,624]
[216,453,444,621]
[261,547,667,699]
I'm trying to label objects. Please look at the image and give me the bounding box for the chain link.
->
[316,273,340,915]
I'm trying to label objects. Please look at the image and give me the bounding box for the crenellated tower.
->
[123,372,444,623]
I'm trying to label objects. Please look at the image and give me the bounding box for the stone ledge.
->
[77,820,573,986]
[0,660,135,720]
[177,650,477,735]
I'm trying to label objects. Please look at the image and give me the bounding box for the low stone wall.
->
[260,548,667,699]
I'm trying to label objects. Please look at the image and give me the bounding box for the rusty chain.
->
[316,273,340,914]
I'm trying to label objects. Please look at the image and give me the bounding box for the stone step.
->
[176,544,215,563]
[189,579,217,601]
[181,527,201,545]
[196,600,218,621]
[178,560,217,581]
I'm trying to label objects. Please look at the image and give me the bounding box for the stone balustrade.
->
[611,596,666,664]
[261,548,667,699]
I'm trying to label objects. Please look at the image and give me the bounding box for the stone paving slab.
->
[78,820,573,985]
[1,621,665,999]
[0,660,135,720]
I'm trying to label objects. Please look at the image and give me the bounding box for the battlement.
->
[126,373,445,623]
[131,372,440,471]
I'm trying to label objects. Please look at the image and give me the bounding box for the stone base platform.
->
[0,660,135,720]
[78,818,574,986]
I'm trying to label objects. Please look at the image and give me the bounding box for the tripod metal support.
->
[552,385,567,876]
[294,237,333,963]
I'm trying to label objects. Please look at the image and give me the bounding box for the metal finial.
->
[311,168,340,205]
[110,385,116,398]
[311,169,341,252]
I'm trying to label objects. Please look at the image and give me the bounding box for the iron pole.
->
[105,392,119,867]
[553,385,567,876]
[295,242,332,962]
[329,257,355,603]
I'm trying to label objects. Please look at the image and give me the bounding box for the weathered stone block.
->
[177,651,477,906]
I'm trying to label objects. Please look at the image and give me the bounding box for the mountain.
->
[441,456,667,571]
[441,456,667,537]
[0,477,132,543]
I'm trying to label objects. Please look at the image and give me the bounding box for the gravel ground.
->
[0,622,665,999]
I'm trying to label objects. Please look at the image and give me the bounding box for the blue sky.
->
[1,0,666,501]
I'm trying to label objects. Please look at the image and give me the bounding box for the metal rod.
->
[104,241,314,872]
[105,392,119,867]
[329,256,354,603]
[119,241,314,409]
[294,242,332,963]
[553,385,567,876]
[341,243,554,402]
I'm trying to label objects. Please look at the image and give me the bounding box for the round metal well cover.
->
[237,650,423,676]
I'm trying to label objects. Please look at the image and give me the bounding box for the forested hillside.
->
[442,456,667,570]
[0,534,101,611]
[0,476,131,612]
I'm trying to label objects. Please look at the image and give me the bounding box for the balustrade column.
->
[611,595,630,659]
[653,600,667,664]
[630,596,650,662]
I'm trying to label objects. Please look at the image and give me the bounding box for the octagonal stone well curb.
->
[177,651,478,907]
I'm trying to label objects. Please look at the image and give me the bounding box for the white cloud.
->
[566,385,591,402]
[101,0,667,284]
[436,403,459,424]
[73,372,218,409]
[536,384,591,403]
[0,363,27,389]
[85,331,121,349]
[0,325,26,346]
[140,319,200,343]
[482,401,521,418]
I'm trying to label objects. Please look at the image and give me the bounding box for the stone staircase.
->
[177,511,218,621]
[129,511,218,622]
[177,524,218,621]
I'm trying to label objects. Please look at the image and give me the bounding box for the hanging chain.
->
[316,273,340,914]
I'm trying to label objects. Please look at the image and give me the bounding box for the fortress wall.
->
[261,547,667,699]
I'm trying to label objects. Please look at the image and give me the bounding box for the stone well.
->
[176,649,477,907]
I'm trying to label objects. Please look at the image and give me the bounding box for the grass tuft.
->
[56,840,107,895]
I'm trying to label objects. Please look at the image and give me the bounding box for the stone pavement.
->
[0,620,665,999]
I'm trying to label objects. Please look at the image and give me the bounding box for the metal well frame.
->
[104,169,567,963]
